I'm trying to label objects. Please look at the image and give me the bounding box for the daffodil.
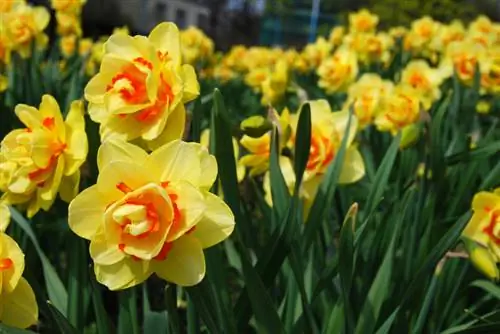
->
[400,60,445,109]
[3,3,50,58]
[56,11,82,37]
[317,47,358,94]
[442,39,490,86]
[261,59,289,105]
[85,22,200,150]
[343,73,394,129]
[348,9,379,34]
[404,16,441,61]
[180,26,214,65]
[60,34,77,58]
[0,231,38,328]
[0,95,88,218]
[51,0,86,14]
[462,189,500,280]
[302,37,332,70]
[263,100,365,216]
[239,109,291,176]
[375,86,422,135]
[68,139,235,290]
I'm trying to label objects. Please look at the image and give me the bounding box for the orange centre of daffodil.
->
[113,181,185,261]
[306,132,335,171]
[483,208,500,245]
[454,55,477,79]
[408,73,429,90]
[0,258,13,270]
[107,57,175,123]
[27,117,67,185]
[385,94,416,128]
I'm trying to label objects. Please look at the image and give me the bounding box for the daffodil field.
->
[2,0,500,333]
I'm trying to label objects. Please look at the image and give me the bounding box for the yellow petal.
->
[97,139,148,172]
[181,64,200,102]
[14,104,43,130]
[94,257,151,291]
[464,239,500,280]
[0,203,10,232]
[104,34,145,61]
[462,211,490,245]
[0,277,38,329]
[59,170,80,203]
[151,234,205,286]
[145,104,186,150]
[97,161,153,201]
[63,100,88,176]
[90,236,125,266]
[148,22,181,66]
[33,6,50,30]
[191,192,235,248]
[31,130,55,169]
[330,109,358,147]
[0,232,25,293]
[39,157,65,207]
[99,113,146,142]
[197,145,217,190]
[68,185,106,240]
[166,181,206,242]
[338,147,365,184]
[472,192,500,212]
[85,72,114,105]
[39,95,65,141]
[146,140,201,186]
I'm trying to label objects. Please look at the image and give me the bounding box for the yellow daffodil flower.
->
[348,9,379,34]
[317,47,358,94]
[442,39,489,86]
[180,26,214,65]
[239,108,291,177]
[51,0,86,14]
[60,34,77,58]
[375,85,422,135]
[0,0,25,13]
[3,3,50,58]
[0,95,88,218]
[68,139,235,290]
[343,73,394,129]
[404,16,441,61]
[261,59,289,105]
[263,100,365,216]
[302,37,332,70]
[84,22,200,150]
[0,231,38,328]
[329,26,345,47]
[56,11,82,37]
[400,60,446,109]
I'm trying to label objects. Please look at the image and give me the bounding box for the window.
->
[176,9,187,28]
[155,2,168,22]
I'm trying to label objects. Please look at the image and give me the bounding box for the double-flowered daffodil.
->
[68,139,235,290]
[85,22,200,150]
[263,100,365,216]
[0,230,38,328]
[0,95,87,218]
[317,47,358,94]
[462,189,500,280]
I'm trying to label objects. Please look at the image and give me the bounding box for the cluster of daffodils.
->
[0,21,235,329]
[238,100,365,217]
[0,0,50,90]
[52,0,86,38]
[0,206,38,329]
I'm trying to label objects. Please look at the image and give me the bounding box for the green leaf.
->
[354,205,401,334]
[9,207,68,316]
[445,141,500,165]
[0,324,36,334]
[303,109,354,251]
[270,128,290,220]
[67,237,86,329]
[142,284,168,334]
[165,285,181,334]
[186,283,221,333]
[118,288,139,334]
[89,272,111,334]
[323,303,345,334]
[364,132,402,217]
[470,280,500,301]
[339,203,358,333]
[293,103,311,191]
[46,302,79,334]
